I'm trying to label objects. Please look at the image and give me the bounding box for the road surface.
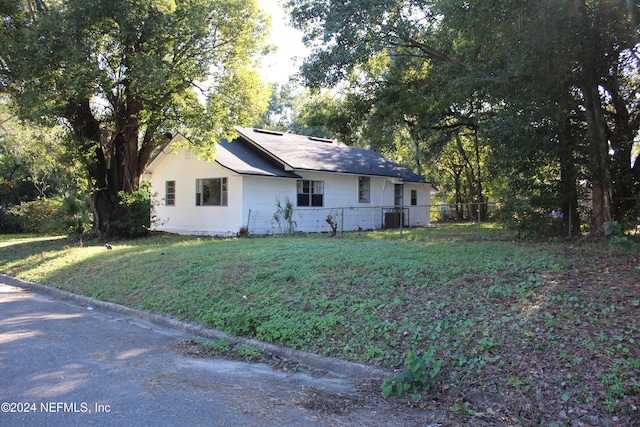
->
[0,279,442,426]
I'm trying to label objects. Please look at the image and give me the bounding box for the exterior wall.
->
[241,176,297,235]
[404,183,432,227]
[147,148,433,236]
[147,148,244,236]
[241,172,433,234]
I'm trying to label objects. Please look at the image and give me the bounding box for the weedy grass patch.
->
[1,223,638,425]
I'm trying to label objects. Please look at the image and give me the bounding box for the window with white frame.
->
[358,176,370,203]
[165,180,175,206]
[297,180,324,207]
[196,178,227,206]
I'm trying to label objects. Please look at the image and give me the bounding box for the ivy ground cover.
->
[1,224,638,425]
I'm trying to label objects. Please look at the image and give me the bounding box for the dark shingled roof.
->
[214,137,300,178]
[234,127,427,183]
[153,128,429,184]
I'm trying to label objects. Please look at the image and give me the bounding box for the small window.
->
[297,180,324,207]
[165,181,175,206]
[358,176,370,203]
[196,178,227,206]
[411,189,417,206]
[394,184,403,207]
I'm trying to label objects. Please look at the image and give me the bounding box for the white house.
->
[145,127,436,236]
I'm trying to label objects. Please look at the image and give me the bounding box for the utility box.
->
[384,211,403,229]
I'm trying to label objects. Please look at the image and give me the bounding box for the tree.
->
[0,101,70,207]
[285,0,640,236]
[1,0,270,236]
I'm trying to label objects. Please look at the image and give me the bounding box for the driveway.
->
[0,278,442,426]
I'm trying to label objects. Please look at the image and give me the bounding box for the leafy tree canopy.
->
[0,100,71,207]
[1,0,271,235]
[285,0,640,235]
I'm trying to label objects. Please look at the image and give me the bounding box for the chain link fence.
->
[243,202,519,236]
[243,198,640,237]
[431,201,576,238]
[244,205,432,235]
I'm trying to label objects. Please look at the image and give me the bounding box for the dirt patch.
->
[169,339,446,426]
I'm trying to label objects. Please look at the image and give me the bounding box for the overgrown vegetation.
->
[381,347,442,399]
[272,196,296,234]
[604,221,631,253]
[0,224,638,425]
[5,196,91,235]
[110,183,156,238]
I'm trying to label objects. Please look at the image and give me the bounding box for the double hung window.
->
[358,177,370,203]
[297,180,324,207]
[196,178,227,206]
[165,181,175,206]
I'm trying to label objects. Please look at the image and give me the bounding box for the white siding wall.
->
[243,172,433,234]
[404,183,432,227]
[148,148,244,236]
[147,148,433,235]
[241,176,297,235]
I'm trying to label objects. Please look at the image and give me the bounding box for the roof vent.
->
[308,136,334,143]
[254,128,284,136]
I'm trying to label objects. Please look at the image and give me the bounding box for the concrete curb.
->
[0,273,389,380]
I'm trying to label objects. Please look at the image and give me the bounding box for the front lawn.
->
[1,224,638,425]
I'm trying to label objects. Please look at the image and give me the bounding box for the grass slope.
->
[1,224,638,425]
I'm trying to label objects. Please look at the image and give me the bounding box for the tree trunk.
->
[90,189,117,236]
[606,74,638,221]
[582,82,613,236]
[66,97,148,236]
[558,116,580,236]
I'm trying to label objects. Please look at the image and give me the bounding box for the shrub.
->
[498,199,567,238]
[110,183,154,238]
[273,196,296,235]
[0,208,22,233]
[325,214,338,236]
[47,196,91,235]
[8,197,62,234]
[604,221,631,253]
[381,347,442,398]
[8,196,93,235]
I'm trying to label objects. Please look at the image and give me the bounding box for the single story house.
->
[145,127,436,236]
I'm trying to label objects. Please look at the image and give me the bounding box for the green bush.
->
[604,221,631,252]
[110,183,153,238]
[47,196,91,235]
[498,199,566,238]
[0,208,22,233]
[381,347,442,398]
[7,196,91,235]
[273,196,296,234]
[8,198,62,234]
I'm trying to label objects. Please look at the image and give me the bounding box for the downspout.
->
[380,178,388,228]
[381,178,387,206]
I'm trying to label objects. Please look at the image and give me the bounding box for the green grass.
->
[1,224,638,423]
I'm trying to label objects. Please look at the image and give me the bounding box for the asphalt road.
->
[0,278,442,427]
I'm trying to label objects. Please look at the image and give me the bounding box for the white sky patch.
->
[257,0,309,84]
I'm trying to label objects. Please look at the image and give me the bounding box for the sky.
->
[257,0,309,84]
